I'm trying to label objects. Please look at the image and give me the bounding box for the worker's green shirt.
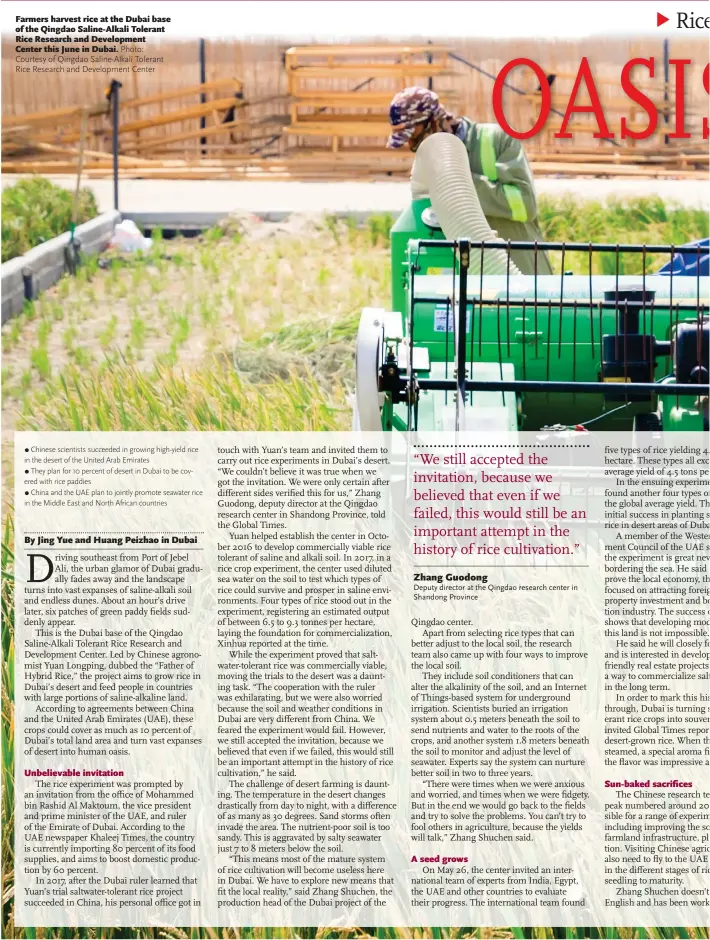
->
[461,118,552,275]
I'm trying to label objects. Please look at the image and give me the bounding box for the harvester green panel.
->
[658,383,706,432]
[390,362,519,433]
[386,202,708,432]
[390,198,455,319]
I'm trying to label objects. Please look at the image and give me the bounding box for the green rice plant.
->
[49,300,65,322]
[98,314,118,350]
[600,252,625,276]
[81,252,100,279]
[1,177,98,262]
[367,212,395,247]
[14,359,349,433]
[203,225,226,243]
[75,261,93,285]
[323,213,342,244]
[155,344,180,368]
[62,325,78,352]
[199,296,219,329]
[2,319,22,353]
[130,265,146,292]
[344,213,359,238]
[56,276,72,300]
[28,346,50,380]
[82,283,98,307]
[113,277,129,300]
[352,257,368,279]
[198,245,220,275]
[69,346,93,368]
[21,300,36,322]
[104,262,121,295]
[129,313,147,352]
[537,196,709,274]
[36,318,52,346]
[172,313,191,347]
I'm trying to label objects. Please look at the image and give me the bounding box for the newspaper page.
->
[1,3,709,940]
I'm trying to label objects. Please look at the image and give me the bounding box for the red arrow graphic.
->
[657,12,669,26]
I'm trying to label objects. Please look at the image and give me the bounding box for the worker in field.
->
[386,86,552,275]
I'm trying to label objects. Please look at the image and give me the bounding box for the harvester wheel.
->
[353,308,386,432]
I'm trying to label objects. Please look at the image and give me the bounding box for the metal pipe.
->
[414,238,709,255]
[456,240,469,430]
[416,378,707,395]
[109,80,122,212]
[199,39,207,155]
[22,269,34,303]
[412,295,707,314]
[412,135,519,274]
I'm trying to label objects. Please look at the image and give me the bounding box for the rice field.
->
[2,178,99,263]
[2,198,707,447]
[2,197,709,939]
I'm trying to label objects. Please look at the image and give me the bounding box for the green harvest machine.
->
[353,199,709,436]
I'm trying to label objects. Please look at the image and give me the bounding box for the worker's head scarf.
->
[386,86,461,149]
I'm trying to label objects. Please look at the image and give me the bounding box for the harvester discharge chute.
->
[354,134,709,436]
